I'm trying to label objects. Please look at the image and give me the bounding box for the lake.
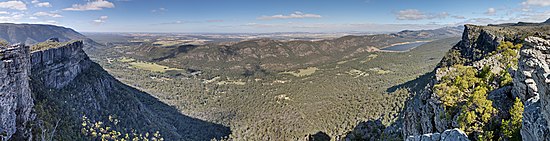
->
[381,42,427,51]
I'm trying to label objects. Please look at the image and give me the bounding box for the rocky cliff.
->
[402,24,507,139]
[30,41,91,89]
[0,39,230,140]
[402,21,550,140]
[513,36,550,141]
[27,41,230,140]
[0,44,33,140]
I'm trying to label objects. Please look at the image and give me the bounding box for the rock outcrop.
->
[0,44,34,140]
[30,41,90,89]
[405,128,469,141]
[25,40,230,140]
[403,25,500,138]
[513,36,550,141]
[402,23,550,140]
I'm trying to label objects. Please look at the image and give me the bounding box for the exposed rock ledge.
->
[30,41,91,89]
[513,36,550,141]
[405,128,469,141]
[0,44,33,140]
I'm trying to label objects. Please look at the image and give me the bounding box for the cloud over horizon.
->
[0,1,27,11]
[93,16,108,24]
[63,0,115,11]
[396,9,448,20]
[33,11,62,18]
[522,0,550,7]
[258,11,322,20]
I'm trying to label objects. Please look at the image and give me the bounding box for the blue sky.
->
[1,0,550,33]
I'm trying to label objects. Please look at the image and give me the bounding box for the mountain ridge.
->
[108,26,463,76]
[0,23,86,44]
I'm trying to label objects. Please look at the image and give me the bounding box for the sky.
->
[1,0,550,33]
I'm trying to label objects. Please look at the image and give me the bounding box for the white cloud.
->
[0,12,24,22]
[0,1,27,10]
[151,7,166,13]
[63,0,115,11]
[93,16,108,24]
[29,16,38,19]
[485,8,497,15]
[34,11,62,18]
[452,15,466,19]
[0,11,9,15]
[36,2,51,7]
[44,20,57,24]
[396,9,448,20]
[258,11,322,20]
[522,0,550,7]
[31,0,39,4]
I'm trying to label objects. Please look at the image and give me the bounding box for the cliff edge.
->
[0,44,33,140]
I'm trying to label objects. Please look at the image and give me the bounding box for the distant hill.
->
[0,23,86,44]
[489,18,550,26]
[111,26,463,75]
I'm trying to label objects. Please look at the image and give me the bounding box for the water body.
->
[381,42,427,51]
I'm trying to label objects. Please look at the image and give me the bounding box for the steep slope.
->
[0,23,86,44]
[0,44,33,140]
[0,40,231,140]
[30,41,231,140]
[402,21,550,140]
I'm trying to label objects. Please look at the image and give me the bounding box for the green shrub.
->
[81,115,164,141]
[434,64,497,139]
[499,70,513,86]
[0,38,8,47]
[501,97,523,141]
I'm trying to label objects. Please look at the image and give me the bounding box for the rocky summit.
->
[402,20,550,141]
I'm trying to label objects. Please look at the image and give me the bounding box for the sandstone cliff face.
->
[26,40,230,140]
[0,45,33,140]
[30,41,91,89]
[513,36,550,141]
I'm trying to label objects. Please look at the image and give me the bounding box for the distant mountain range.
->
[109,26,464,74]
[0,23,86,44]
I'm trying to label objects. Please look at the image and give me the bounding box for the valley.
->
[1,1,549,140]
[87,30,461,140]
